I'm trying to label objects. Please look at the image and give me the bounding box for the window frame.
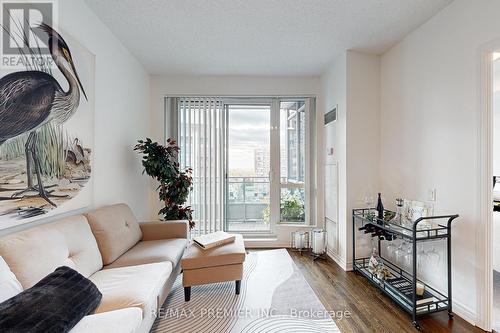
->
[171,96,316,236]
[276,98,312,225]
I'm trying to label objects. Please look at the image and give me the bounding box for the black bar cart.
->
[352,208,459,330]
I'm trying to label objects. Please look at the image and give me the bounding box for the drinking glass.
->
[386,237,397,258]
[404,245,413,272]
[417,247,428,270]
[427,244,440,266]
[364,195,374,209]
[395,239,408,264]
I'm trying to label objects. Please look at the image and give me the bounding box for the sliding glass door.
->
[226,103,272,232]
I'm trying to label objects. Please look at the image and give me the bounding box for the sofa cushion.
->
[85,204,142,265]
[105,238,188,270]
[0,256,22,303]
[89,262,172,317]
[181,234,246,270]
[70,307,142,333]
[0,215,103,288]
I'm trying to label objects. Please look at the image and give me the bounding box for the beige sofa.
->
[0,203,189,333]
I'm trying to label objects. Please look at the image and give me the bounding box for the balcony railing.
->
[227,177,269,229]
[225,176,306,230]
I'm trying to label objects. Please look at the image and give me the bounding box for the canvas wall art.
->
[0,24,94,229]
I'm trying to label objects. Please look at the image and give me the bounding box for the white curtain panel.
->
[177,98,226,236]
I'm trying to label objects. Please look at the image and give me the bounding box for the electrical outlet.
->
[428,188,437,202]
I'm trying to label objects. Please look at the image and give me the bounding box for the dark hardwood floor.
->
[284,249,483,333]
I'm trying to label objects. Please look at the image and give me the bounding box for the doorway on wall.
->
[225,102,273,233]
[492,50,500,332]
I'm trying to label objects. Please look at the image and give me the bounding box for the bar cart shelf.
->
[352,208,458,330]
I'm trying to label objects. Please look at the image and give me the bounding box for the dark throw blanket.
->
[0,266,102,333]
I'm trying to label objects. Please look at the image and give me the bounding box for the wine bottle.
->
[376,193,384,221]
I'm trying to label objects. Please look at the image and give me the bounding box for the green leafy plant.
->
[262,191,305,223]
[280,191,305,222]
[262,205,270,224]
[134,138,194,229]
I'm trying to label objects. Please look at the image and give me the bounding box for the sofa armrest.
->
[139,221,189,241]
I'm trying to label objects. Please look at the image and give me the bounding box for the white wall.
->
[0,0,151,236]
[150,75,321,246]
[346,51,381,265]
[62,0,151,220]
[321,53,348,266]
[321,51,381,269]
[380,0,500,326]
[61,0,151,219]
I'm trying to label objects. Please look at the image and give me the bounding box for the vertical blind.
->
[177,98,226,236]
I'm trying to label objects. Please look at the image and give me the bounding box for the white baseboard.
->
[346,260,353,271]
[453,300,478,328]
[326,249,348,270]
[326,250,355,271]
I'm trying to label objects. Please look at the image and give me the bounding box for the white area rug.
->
[152,249,340,333]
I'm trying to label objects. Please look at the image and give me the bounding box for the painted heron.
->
[0,23,87,206]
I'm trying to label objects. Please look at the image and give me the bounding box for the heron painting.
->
[0,23,94,227]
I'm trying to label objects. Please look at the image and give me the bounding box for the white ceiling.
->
[84,0,453,76]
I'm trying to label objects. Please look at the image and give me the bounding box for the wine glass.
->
[386,236,398,259]
[427,243,440,266]
[404,245,413,272]
[416,242,428,270]
[364,195,375,215]
[395,239,407,264]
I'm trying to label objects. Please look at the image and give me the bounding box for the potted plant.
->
[261,191,305,223]
[134,138,194,229]
[280,191,305,222]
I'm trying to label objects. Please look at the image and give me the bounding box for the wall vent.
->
[324,106,337,125]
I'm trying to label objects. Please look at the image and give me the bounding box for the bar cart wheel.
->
[412,321,421,330]
[448,312,454,320]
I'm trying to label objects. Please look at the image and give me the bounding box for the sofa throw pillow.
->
[0,256,23,303]
[0,266,102,333]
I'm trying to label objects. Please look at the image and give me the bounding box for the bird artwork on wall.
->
[0,23,94,227]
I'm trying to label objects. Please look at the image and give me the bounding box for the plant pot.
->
[162,219,189,224]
